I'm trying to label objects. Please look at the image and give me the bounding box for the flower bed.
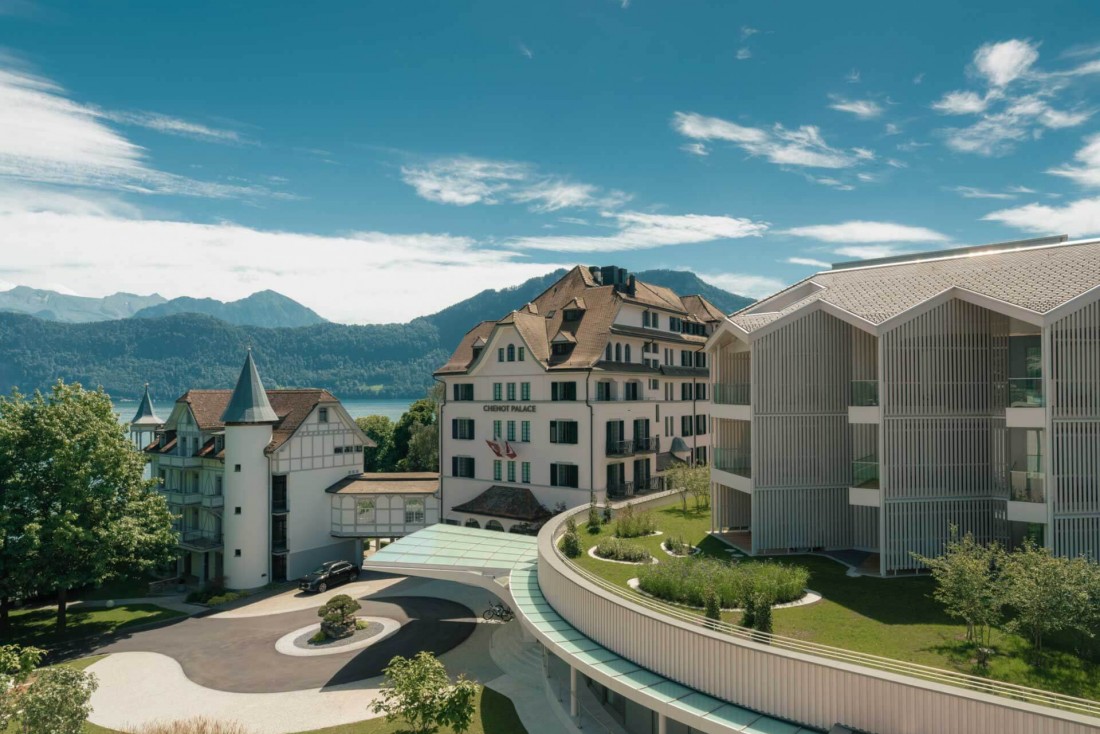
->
[594,538,652,563]
[637,556,808,608]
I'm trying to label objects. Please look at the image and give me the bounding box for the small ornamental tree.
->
[560,531,582,558]
[1002,540,1094,653]
[703,587,721,628]
[371,651,480,734]
[587,502,601,533]
[752,592,773,636]
[19,665,98,734]
[0,644,43,730]
[913,527,1004,646]
[318,594,361,640]
[666,462,710,513]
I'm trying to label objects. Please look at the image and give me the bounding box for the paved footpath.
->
[86,575,581,734]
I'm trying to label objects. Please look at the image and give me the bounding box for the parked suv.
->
[298,560,359,593]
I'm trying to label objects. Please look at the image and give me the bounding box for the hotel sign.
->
[483,404,537,413]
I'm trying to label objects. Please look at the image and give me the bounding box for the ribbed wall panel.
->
[884,499,1007,571]
[754,310,851,415]
[714,483,751,530]
[884,418,1007,500]
[1051,422,1100,516]
[1050,297,1100,419]
[852,505,879,551]
[1054,516,1100,560]
[755,487,851,551]
[756,414,850,487]
[852,328,877,382]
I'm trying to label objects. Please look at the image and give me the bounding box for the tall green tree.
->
[355,415,397,472]
[403,422,439,472]
[393,397,437,466]
[913,529,1004,646]
[1002,540,1095,653]
[0,382,177,630]
[371,650,479,734]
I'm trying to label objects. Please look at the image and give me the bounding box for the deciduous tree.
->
[371,650,479,734]
[913,528,1004,646]
[19,665,98,734]
[1002,540,1095,653]
[355,415,397,472]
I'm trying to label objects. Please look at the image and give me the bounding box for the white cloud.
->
[786,256,831,268]
[884,123,901,135]
[932,90,990,115]
[681,143,708,156]
[518,43,533,59]
[0,205,560,323]
[828,97,882,119]
[845,69,861,83]
[983,196,1100,237]
[949,185,1017,200]
[1048,133,1100,188]
[672,111,857,169]
[0,64,278,200]
[885,158,907,168]
[833,244,911,259]
[913,73,925,85]
[808,176,854,191]
[740,26,759,41]
[973,39,1039,87]
[400,155,626,212]
[736,48,751,61]
[1006,185,1038,194]
[508,210,768,252]
[700,272,785,299]
[851,147,875,160]
[784,220,949,243]
[98,109,246,144]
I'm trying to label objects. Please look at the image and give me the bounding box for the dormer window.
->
[563,309,582,322]
[552,343,572,356]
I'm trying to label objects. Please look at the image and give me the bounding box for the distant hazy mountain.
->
[0,268,754,400]
[0,286,167,323]
[418,267,753,352]
[133,290,327,328]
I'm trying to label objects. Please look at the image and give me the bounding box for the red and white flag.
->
[486,439,503,457]
[504,441,517,459]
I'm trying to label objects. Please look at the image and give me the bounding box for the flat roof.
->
[365,523,538,574]
[326,472,440,495]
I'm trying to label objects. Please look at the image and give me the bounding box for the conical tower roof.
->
[130,384,163,427]
[221,349,279,424]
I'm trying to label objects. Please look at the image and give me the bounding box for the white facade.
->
[707,236,1100,573]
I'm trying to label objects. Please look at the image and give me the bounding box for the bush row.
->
[613,505,656,538]
[638,557,807,609]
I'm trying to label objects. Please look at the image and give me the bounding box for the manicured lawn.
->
[77,575,158,601]
[0,603,185,649]
[571,502,1100,701]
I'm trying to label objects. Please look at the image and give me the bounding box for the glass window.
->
[318,407,328,423]
[493,420,502,439]
[507,344,515,362]
[493,383,503,401]
[521,462,531,483]
[453,384,474,401]
[452,456,475,478]
[507,383,516,401]
[493,460,502,481]
[521,382,530,400]
[404,499,425,524]
[521,421,531,442]
[518,347,525,362]
[550,420,579,444]
[551,382,577,401]
[507,421,516,441]
[550,463,579,488]
[452,418,475,440]
[507,461,516,482]
[498,347,505,362]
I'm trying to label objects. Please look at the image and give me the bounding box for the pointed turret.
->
[221,349,278,424]
[130,384,163,427]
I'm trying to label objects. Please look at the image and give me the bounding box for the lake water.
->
[113,397,415,424]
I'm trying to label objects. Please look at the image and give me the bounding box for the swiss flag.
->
[486,439,503,457]
[504,441,517,459]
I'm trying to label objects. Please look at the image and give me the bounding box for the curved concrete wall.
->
[537,505,1100,734]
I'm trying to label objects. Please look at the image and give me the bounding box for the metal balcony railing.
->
[852,454,879,489]
[178,529,223,551]
[1008,378,1043,407]
[634,436,659,453]
[606,481,634,499]
[713,447,751,478]
[166,488,202,505]
[606,439,634,457]
[851,380,879,407]
[713,383,751,405]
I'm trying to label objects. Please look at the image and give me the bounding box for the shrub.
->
[309,630,327,645]
[740,597,756,629]
[586,503,601,533]
[205,590,249,606]
[19,666,98,734]
[703,587,721,626]
[356,618,371,630]
[594,538,651,563]
[637,557,807,609]
[561,532,582,558]
[318,594,361,640]
[136,718,253,734]
[372,651,479,734]
[613,505,657,538]
[665,535,690,556]
[753,592,773,635]
[565,516,578,535]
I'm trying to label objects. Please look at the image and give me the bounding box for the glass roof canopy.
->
[367,525,820,733]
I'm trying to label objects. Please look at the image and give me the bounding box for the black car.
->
[298,560,360,593]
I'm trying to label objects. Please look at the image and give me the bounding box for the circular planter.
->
[625,578,822,611]
[275,616,402,657]
[588,545,658,565]
[613,530,663,539]
[660,541,701,557]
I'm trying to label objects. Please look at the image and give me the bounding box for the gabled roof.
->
[327,472,439,495]
[130,384,163,427]
[451,485,552,522]
[221,350,279,424]
[436,266,723,376]
[730,236,1100,333]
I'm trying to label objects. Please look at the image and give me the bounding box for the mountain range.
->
[0,269,753,401]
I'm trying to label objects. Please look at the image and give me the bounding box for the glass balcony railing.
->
[852,454,879,489]
[1009,455,1045,503]
[714,448,751,478]
[1008,378,1043,407]
[713,383,751,405]
[850,380,879,407]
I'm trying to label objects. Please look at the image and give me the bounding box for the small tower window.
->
[318,407,329,423]
[234,549,241,557]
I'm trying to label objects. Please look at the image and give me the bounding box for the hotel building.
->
[707,235,1100,574]
[139,350,440,588]
[435,265,722,529]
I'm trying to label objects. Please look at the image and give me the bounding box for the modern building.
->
[141,350,440,589]
[435,265,721,529]
[707,235,1100,574]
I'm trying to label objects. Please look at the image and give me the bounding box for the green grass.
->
[77,575,157,601]
[573,502,1100,701]
[0,603,185,649]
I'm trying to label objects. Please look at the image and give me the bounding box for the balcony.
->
[713,448,751,478]
[1009,456,1044,503]
[272,536,288,553]
[606,439,635,457]
[165,488,202,506]
[200,492,224,509]
[272,498,288,514]
[1008,378,1043,408]
[852,455,879,489]
[634,436,659,453]
[713,383,751,406]
[850,380,879,407]
[606,481,634,499]
[178,529,223,551]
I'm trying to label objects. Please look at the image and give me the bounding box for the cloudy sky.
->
[2,1,1099,323]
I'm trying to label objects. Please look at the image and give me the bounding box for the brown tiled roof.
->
[680,294,725,323]
[451,485,552,522]
[437,266,722,376]
[730,238,1100,333]
[327,472,439,495]
[164,389,353,454]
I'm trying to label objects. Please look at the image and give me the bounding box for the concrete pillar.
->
[657,712,667,734]
[197,552,207,585]
[569,665,578,718]
[354,538,364,565]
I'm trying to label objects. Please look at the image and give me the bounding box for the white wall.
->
[222,423,272,589]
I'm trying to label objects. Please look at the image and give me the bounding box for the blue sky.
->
[1,0,1099,322]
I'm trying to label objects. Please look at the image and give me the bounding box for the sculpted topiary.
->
[318,594,361,640]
